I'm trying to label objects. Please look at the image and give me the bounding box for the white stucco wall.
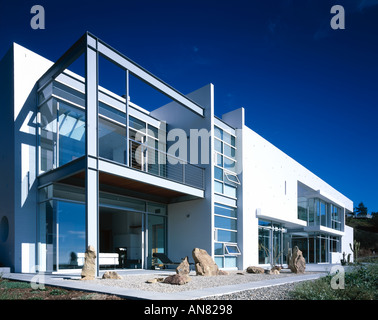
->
[238,120,353,268]
[152,84,215,262]
[8,43,53,272]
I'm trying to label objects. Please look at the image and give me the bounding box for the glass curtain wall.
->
[38,184,167,272]
[290,233,340,263]
[38,81,86,174]
[298,197,342,231]
[38,76,163,176]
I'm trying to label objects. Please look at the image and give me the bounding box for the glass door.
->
[99,207,144,269]
[147,215,166,269]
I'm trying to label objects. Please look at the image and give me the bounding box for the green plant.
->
[290,263,378,300]
[49,288,68,296]
[0,279,30,289]
[349,240,361,262]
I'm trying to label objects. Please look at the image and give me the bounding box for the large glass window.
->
[320,200,327,227]
[213,125,238,198]
[298,197,343,231]
[38,199,85,271]
[39,100,57,173]
[98,102,126,164]
[331,204,342,230]
[38,81,86,174]
[297,197,308,222]
[214,203,240,268]
[99,118,126,164]
[57,201,86,270]
[58,102,85,166]
[291,233,337,264]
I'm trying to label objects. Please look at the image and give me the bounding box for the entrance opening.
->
[100,207,143,269]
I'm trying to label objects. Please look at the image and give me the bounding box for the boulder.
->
[192,248,225,276]
[163,274,191,285]
[176,256,190,275]
[288,246,306,274]
[81,245,96,280]
[246,266,265,274]
[102,271,122,279]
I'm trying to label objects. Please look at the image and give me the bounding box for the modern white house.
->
[0,32,354,275]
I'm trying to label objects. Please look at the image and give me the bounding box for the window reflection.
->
[58,102,85,166]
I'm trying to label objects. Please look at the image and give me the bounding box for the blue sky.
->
[1,0,377,213]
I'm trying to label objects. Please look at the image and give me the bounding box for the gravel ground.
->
[200,282,304,300]
[70,270,319,298]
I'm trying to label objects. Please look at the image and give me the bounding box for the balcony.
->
[37,32,205,201]
[128,139,204,190]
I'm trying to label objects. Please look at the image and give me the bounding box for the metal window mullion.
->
[56,101,60,168]
[125,69,129,166]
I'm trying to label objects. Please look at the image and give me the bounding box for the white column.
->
[85,36,99,277]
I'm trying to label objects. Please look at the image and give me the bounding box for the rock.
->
[217,270,229,275]
[265,267,280,275]
[288,246,306,274]
[81,245,96,280]
[176,256,190,275]
[192,248,224,276]
[270,265,281,274]
[102,271,122,279]
[246,266,265,274]
[163,274,191,285]
[272,265,281,271]
[146,278,164,284]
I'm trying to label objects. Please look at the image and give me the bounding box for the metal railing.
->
[129,139,204,190]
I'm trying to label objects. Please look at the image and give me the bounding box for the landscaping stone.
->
[176,256,190,275]
[102,271,122,279]
[192,248,227,276]
[163,274,191,285]
[81,245,96,280]
[146,278,164,284]
[246,266,265,274]
[288,246,306,274]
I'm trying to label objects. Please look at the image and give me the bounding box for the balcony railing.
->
[129,139,205,190]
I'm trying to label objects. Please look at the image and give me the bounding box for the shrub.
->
[290,264,378,300]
